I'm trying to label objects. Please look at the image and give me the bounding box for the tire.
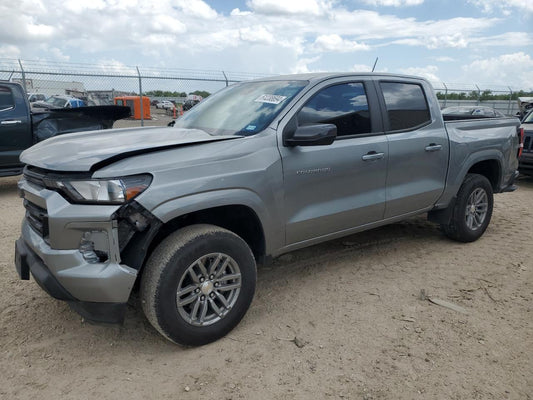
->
[441,173,493,242]
[140,224,256,346]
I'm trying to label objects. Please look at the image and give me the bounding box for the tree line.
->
[144,90,211,98]
[436,90,533,101]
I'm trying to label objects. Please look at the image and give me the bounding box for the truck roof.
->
[249,72,429,84]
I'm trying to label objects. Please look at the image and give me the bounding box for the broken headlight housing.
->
[44,174,152,205]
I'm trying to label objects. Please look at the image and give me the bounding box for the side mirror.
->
[284,123,337,147]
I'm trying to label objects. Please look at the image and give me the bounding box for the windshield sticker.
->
[245,125,256,131]
[254,94,287,105]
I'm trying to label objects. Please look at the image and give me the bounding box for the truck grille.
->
[24,199,49,239]
[23,166,47,190]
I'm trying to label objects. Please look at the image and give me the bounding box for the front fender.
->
[149,188,281,255]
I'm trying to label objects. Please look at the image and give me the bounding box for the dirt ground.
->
[1,174,531,400]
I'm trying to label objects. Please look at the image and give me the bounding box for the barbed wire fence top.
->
[0,58,529,126]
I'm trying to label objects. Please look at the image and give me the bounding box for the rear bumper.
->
[15,235,129,324]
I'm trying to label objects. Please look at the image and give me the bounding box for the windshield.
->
[523,111,533,123]
[174,80,308,136]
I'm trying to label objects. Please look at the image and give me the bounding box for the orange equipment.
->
[114,96,151,120]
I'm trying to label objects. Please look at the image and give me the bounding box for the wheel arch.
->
[429,155,501,225]
[466,158,501,192]
[151,204,267,262]
[120,196,270,289]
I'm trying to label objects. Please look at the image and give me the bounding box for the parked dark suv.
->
[519,110,533,175]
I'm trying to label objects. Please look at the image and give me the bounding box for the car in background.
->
[27,93,47,103]
[517,97,533,119]
[33,95,86,110]
[155,100,175,110]
[0,82,130,177]
[150,99,160,107]
[441,106,505,118]
[182,99,200,111]
[519,109,533,176]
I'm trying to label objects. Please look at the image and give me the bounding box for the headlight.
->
[45,174,152,204]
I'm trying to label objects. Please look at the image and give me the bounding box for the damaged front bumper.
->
[15,176,139,323]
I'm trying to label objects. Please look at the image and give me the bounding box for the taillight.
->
[518,127,524,158]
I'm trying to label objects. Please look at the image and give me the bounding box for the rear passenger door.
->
[378,80,449,218]
[279,79,388,245]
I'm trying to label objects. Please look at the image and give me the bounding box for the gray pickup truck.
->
[14,73,521,346]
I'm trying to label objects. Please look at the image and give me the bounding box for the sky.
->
[0,0,532,90]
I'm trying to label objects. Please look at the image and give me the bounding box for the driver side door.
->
[279,79,388,245]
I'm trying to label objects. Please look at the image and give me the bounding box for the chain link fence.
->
[0,59,528,127]
[430,81,525,116]
[0,58,271,127]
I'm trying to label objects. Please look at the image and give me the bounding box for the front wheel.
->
[441,173,494,242]
[140,224,256,346]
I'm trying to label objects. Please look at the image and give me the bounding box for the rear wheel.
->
[441,173,493,242]
[141,224,256,346]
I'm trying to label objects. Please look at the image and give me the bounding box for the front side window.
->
[175,80,308,136]
[380,82,431,131]
[298,82,371,137]
[0,86,15,112]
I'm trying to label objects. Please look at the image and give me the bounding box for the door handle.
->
[425,144,442,152]
[1,120,22,125]
[362,151,385,161]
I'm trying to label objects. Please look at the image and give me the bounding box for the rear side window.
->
[380,82,431,131]
[298,82,371,137]
[0,86,15,112]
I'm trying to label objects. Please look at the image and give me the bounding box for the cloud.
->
[391,33,468,49]
[394,30,531,49]
[461,52,533,89]
[0,0,527,91]
[398,65,441,82]
[239,26,275,45]
[433,56,456,62]
[0,0,501,60]
[469,0,533,15]
[174,0,218,19]
[311,35,370,52]
[290,56,322,74]
[150,15,187,35]
[0,45,21,59]
[352,64,373,72]
[246,0,330,16]
[96,59,137,75]
[362,0,424,6]
[230,8,253,16]
[45,47,70,62]
[470,31,533,47]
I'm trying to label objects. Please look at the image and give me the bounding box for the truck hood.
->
[20,126,241,172]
